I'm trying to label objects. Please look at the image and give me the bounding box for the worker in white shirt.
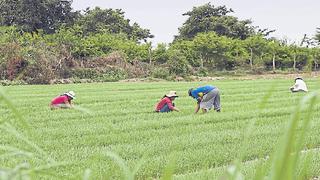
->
[290,77,308,92]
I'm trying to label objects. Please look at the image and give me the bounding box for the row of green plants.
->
[0,83,318,179]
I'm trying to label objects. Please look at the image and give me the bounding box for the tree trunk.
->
[249,48,253,69]
[272,54,276,72]
[200,57,204,68]
[200,53,205,68]
[314,59,318,71]
[148,47,152,65]
[293,54,296,71]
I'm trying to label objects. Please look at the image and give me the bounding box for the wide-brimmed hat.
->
[166,91,178,98]
[64,91,76,99]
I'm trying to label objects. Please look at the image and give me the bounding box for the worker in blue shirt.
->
[188,85,221,113]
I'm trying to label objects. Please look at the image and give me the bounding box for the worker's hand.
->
[197,97,202,103]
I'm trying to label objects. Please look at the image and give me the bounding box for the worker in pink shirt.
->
[155,91,180,113]
[50,91,76,109]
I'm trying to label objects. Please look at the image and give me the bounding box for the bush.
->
[167,50,190,76]
[196,67,209,77]
[0,80,27,86]
[72,68,99,79]
[99,68,128,82]
[23,62,55,84]
[151,67,170,80]
[6,58,28,80]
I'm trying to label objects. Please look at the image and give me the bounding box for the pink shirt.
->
[155,97,174,111]
[51,95,69,105]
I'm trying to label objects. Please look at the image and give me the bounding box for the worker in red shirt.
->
[155,91,180,113]
[50,91,76,109]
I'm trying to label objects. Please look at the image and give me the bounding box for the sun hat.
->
[166,91,178,98]
[64,91,76,99]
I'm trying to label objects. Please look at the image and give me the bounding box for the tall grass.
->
[1,79,320,179]
[0,87,72,179]
[225,89,318,180]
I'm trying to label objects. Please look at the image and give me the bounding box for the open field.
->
[1,78,320,179]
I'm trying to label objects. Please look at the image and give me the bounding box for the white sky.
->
[72,0,320,45]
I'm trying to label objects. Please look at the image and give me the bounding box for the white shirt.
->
[291,79,308,92]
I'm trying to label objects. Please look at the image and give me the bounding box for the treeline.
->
[0,1,320,84]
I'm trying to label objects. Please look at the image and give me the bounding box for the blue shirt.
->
[191,85,215,99]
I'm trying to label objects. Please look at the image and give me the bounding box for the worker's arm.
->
[195,103,200,113]
[167,101,179,112]
[172,106,180,112]
[64,100,72,108]
[194,97,202,113]
[154,102,159,111]
[290,83,299,92]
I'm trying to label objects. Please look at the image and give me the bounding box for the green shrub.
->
[151,67,170,80]
[167,50,190,76]
[23,62,55,84]
[0,80,27,86]
[99,68,128,82]
[72,68,99,79]
[197,67,209,77]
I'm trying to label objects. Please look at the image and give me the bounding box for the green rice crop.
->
[1,78,320,179]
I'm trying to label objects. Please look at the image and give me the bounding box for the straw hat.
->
[166,91,178,98]
[64,91,76,99]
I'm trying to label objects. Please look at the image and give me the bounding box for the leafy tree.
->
[314,28,320,45]
[244,35,269,69]
[175,3,255,41]
[152,43,169,64]
[225,39,249,69]
[192,32,231,70]
[0,0,77,34]
[167,50,190,75]
[169,40,199,67]
[76,7,153,42]
[265,40,281,72]
[309,48,320,71]
[287,44,301,71]
[292,47,310,71]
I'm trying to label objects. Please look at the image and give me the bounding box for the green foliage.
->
[175,3,255,40]
[72,67,128,82]
[1,79,320,179]
[193,32,230,70]
[76,7,153,42]
[153,43,169,64]
[151,67,170,79]
[169,40,199,67]
[314,27,320,44]
[0,2,319,83]
[196,67,209,76]
[167,50,190,75]
[98,67,128,82]
[0,0,77,34]
[72,68,99,79]
[0,26,20,44]
[0,80,27,86]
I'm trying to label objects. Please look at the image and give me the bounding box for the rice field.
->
[1,78,320,179]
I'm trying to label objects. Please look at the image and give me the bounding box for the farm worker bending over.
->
[155,91,180,113]
[50,91,76,109]
[188,85,220,113]
[290,77,308,92]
